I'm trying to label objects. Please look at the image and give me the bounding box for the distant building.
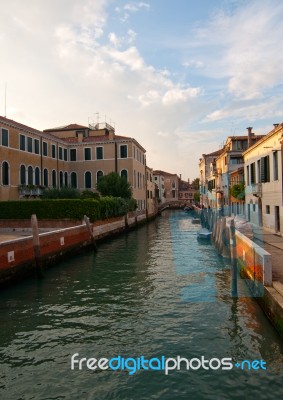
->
[153,170,179,203]
[178,179,196,205]
[199,149,223,208]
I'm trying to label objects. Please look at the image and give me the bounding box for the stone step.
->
[273,281,283,297]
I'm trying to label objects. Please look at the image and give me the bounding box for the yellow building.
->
[146,166,158,217]
[0,116,147,211]
[243,124,283,233]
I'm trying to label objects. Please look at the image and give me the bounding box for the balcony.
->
[251,183,262,197]
[18,185,44,198]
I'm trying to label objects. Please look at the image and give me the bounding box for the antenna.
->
[4,82,7,118]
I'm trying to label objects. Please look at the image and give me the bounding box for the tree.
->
[230,183,245,200]
[191,177,200,190]
[96,172,132,198]
[194,192,200,203]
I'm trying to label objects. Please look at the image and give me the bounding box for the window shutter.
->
[260,157,265,182]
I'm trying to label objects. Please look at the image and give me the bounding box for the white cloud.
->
[162,87,201,106]
[183,60,204,69]
[124,2,150,12]
[193,1,283,100]
[109,32,120,47]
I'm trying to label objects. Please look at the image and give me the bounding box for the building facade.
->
[199,149,223,208]
[243,123,283,234]
[0,116,147,210]
[153,170,180,203]
[146,166,158,217]
[200,128,264,215]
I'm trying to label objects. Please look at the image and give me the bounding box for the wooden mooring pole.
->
[84,215,97,252]
[31,214,44,279]
[230,219,238,297]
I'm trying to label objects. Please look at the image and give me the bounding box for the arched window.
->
[121,169,128,182]
[35,167,40,186]
[64,172,68,187]
[28,166,33,185]
[97,170,104,182]
[20,165,26,185]
[43,169,48,187]
[70,172,77,188]
[59,171,63,188]
[52,170,57,188]
[85,171,92,189]
[2,161,9,185]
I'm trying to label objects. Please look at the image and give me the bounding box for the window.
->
[246,165,250,185]
[27,137,33,153]
[20,165,26,185]
[64,172,68,186]
[1,129,8,147]
[96,147,103,160]
[2,161,9,185]
[260,156,270,183]
[85,148,91,161]
[97,170,104,182]
[250,162,255,184]
[120,145,127,158]
[121,169,128,182]
[20,135,26,151]
[52,144,56,159]
[28,166,33,185]
[70,172,77,188]
[257,160,261,183]
[59,147,63,160]
[273,151,279,181]
[35,167,40,186]
[230,157,242,165]
[43,169,48,187]
[43,142,48,156]
[64,148,68,161]
[85,171,92,188]
[34,139,40,155]
[52,170,57,188]
[70,149,76,161]
[266,205,270,214]
[59,171,63,188]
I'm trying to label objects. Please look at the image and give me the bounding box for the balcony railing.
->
[251,183,262,197]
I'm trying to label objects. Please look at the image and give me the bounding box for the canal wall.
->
[196,207,283,339]
[0,211,149,288]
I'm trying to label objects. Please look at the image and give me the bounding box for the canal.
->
[0,210,283,400]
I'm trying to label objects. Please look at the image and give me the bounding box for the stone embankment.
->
[0,211,150,288]
[195,207,283,339]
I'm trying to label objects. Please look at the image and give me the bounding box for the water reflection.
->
[0,210,283,400]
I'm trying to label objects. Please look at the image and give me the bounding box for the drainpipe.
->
[40,137,43,186]
[115,142,118,173]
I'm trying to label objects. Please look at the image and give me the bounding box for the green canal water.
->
[1,210,283,400]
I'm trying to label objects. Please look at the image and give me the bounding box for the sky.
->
[1,0,283,180]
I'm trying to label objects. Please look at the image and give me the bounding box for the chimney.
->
[247,127,253,148]
[273,123,279,129]
[77,132,83,143]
